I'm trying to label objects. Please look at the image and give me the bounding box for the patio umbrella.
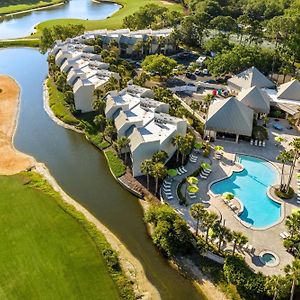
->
[201,162,212,170]
[187,185,199,194]
[167,169,177,177]
[222,192,234,200]
[275,136,286,143]
[297,173,300,180]
[187,176,199,185]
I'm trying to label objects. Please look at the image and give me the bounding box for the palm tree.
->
[172,135,183,163]
[231,231,248,255]
[156,36,166,54]
[190,99,200,118]
[212,222,232,252]
[265,275,290,300]
[152,150,168,163]
[93,114,107,132]
[104,76,119,94]
[276,150,293,191]
[284,259,300,300]
[190,203,206,236]
[141,159,153,190]
[202,212,218,243]
[133,40,143,59]
[178,133,194,165]
[151,162,167,195]
[115,136,130,160]
[286,138,300,192]
[285,210,300,238]
[103,124,116,143]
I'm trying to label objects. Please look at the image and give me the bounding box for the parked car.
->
[179,51,191,59]
[202,68,210,75]
[187,83,196,87]
[186,72,197,80]
[194,69,202,76]
[205,79,217,84]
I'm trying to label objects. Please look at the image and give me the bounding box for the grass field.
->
[0,172,123,299]
[33,0,183,36]
[0,0,63,15]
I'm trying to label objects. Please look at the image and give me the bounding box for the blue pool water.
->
[211,155,281,228]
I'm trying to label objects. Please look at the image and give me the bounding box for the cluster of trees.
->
[140,151,169,194]
[172,133,195,164]
[123,4,182,30]
[284,209,300,258]
[141,54,177,78]
[40,24,85,53]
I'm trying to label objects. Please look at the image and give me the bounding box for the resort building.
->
[237,86,270,116]
[228,66,275,92]
[205,97,253,142]
[265,79,300,126]
[105,85,187,177]
[84,28,176,57]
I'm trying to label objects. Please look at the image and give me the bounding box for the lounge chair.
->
[283,231,291,238]
[167,195,174,200]
[280,232,287,239]
[190,195,197,199]
[200,173,208,179]
[258,141,262,146]
[250,139,253,145]
[202,199,210,204]
[202,169,211,175]
[262,141,266,147]
[182,166,187,173]
[254,140,258,146]
[176,169,183,175]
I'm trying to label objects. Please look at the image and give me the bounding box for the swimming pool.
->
[210,155,281,228]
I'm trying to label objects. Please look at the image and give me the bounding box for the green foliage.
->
[104,150,126,178]
[123,3,182,30]
[252,125,268,141]
[224,256,266,299]
[142,54,177,78]
[47,78,79,125]
[0,172,134,299]
[144,205,194,257]
[0,39,39,48]
[204,35,233,54]
[275,187,294,199]
[40,24,85,53]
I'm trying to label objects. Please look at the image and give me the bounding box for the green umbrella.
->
[187,176,198,185]
[297,173,300,180]
[222,192,234,200]
[275,136,286,143]
[201,162,212,170]
[167,169,177,177]
[214,145,224,152]
[187,185,199,193]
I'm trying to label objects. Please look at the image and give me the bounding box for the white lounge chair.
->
[250,139,253,145]
[202,199,210,204]
[262,141,266,147]
[254,140,258,146]
[280,232,286,239]
[182,166,187,173]
[167,196,174,200]
[190,195,197,199]
[258,141,262,147]
[200,174,208,179]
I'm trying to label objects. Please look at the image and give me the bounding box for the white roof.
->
[277,79,300,101]
[237,86,270,114]
[206,97,253,136]
[228,67,275,90]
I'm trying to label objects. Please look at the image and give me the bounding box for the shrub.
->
[224,256,266,299]
[105,150,126,178]
[203,149,210,157]
[275,187,294,199]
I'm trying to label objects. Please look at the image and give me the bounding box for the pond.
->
[0,0,120,39]
[0,47,202,300]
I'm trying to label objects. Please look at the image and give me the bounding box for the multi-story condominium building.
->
[105,85,187,177]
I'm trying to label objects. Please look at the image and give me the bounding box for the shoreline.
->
[1,74,160,300]
[0,1,65,19]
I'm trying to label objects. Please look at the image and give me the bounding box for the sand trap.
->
[0,75,34,175]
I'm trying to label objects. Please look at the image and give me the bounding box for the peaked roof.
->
[277,79,300,101]
[228,67,275,91]
[237,86,270,114]
[206,97,253,136]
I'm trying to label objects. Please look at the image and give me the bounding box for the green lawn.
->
[34,0,183,36]
[0,0,63,15]
[0,173,123,299]
[47,77,80,125]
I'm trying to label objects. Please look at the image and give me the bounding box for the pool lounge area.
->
[210,154,281,229]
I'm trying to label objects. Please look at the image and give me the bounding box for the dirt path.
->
[0,75,34,175]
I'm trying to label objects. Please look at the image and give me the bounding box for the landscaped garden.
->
[0,172,134,299]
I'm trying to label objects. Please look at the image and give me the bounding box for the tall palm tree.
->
[140,159,153,190]
[212,222,232,252]
[179,133,194,165]
[276,150,293,191]
[115,136,130,161]
[286,138,300,192]
[172,135,183,163]
[284,259,300,300]
[189,203,206,236]
[190,99,200,118]
[103,124,116,143]
[152,150,168,163]
[231,231,248,255]
[93,114,106,132]
[151,162,167,195]
[285,210,300,239]
[202,212,218,243]
[265,275,290,300]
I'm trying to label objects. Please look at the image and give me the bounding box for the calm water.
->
[0,0,120,39]
[211,155,281,228]
[0,48,202,299]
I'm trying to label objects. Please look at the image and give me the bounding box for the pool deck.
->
[162,118,299,275]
